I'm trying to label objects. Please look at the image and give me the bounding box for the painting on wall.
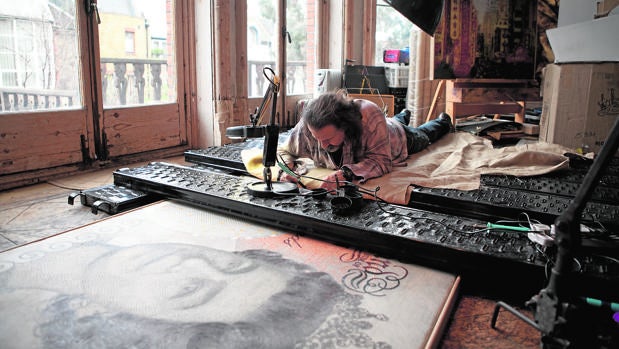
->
[433,0,558,81]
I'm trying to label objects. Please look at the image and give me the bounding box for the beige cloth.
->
[242,132,573,205]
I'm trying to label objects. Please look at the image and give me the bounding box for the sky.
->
[133,0,167,37]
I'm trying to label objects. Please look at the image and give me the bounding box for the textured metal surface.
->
[184,144,250,174]
[113,162,618,298]
[184,133,293,173]
[68,184,159,214]
[410,159,619,235]
[409,185,619,247]
[184,144,619,225]
[481,172,619,205]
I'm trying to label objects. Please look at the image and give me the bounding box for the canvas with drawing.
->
[0,200,458,348]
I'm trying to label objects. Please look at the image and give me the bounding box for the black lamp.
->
[384,0,445,36]
[225,67,298,198]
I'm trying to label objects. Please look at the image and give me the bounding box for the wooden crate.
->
[348,93,395,116]
[445,79,541,124]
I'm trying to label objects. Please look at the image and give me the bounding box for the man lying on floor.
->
[240,90,571,205]
[277,90,453,192]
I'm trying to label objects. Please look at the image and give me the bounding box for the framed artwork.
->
[434,0,558,81]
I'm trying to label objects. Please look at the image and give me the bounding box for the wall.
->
[194,0,215,148]
[558,0,597,26]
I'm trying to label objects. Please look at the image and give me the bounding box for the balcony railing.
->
[0,87,78,112]
[101,58,169,106]
[1,58,308,113]
[0,58,169,113]
[248,60,308,97]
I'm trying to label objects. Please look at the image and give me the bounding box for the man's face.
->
[308,124,345,152]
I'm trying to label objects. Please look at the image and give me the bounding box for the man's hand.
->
[278,171,299,184]
[320,170,347,192]
[277,161,299,184]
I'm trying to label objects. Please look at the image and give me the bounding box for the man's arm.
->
[343,101,393,182]
[277,121,316,172]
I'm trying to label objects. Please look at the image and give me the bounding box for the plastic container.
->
[383,49,401,63]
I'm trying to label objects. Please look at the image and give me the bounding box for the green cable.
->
[276,160,298,177]
[583,297,619,312]
[486,222,530,232]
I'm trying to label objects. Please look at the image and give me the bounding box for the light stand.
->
[491,117,619,348]
[225,67,298,198]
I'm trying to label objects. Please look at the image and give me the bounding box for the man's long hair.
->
[302,91,363,152]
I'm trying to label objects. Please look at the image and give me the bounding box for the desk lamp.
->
[225,67,298,198]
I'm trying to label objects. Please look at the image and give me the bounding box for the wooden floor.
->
[0,156,542,348]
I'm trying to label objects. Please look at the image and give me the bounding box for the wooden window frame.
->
[0,0,198,190]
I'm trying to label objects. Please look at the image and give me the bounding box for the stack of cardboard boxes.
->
[541,63,619,154]
[540,7,619,154]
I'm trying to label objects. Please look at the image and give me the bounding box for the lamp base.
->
[246,181,299,198]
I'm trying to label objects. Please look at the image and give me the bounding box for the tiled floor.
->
[0,156,541,348]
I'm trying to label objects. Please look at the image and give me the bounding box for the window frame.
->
[239,0,329,141]
[1,1,402,189]
[0,0,196,190]
[124,29,136,54]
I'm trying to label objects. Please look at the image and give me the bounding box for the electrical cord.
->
[46,181,89,191]
[275,158,518,235]
[363,185,493,235]
[274,159,556,245]
[271,159,619,285]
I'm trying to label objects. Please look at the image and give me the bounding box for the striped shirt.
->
[278,99,409,182]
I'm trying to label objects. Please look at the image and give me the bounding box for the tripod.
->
[491,117,619,348]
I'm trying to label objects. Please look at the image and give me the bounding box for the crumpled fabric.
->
[242,132,573,205]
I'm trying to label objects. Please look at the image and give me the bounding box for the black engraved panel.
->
[114,162,618,299]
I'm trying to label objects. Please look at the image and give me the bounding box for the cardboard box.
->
[547,14,619,63]
[348,93,395,117]
[540,63,619,153]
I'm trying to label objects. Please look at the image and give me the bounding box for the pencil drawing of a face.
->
[0,242,391,349]
[83,244,289,323]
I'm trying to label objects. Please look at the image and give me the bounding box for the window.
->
[374,0,417,65]
[247,0,317,98]
[285,0,313,96]
[124,30,135,54]
[99,0,177,107]
[0,0,192,186]
[0,4,79,110]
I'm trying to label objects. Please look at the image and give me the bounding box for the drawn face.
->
[308,124,345,152]
[82,245,289,323]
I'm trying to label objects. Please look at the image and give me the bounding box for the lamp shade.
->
[384,0,444,36]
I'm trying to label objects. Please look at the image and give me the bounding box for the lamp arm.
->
[251,67,280,126]
[261,69,281,190]
[549,117,619,297]
[252,83,274,126]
